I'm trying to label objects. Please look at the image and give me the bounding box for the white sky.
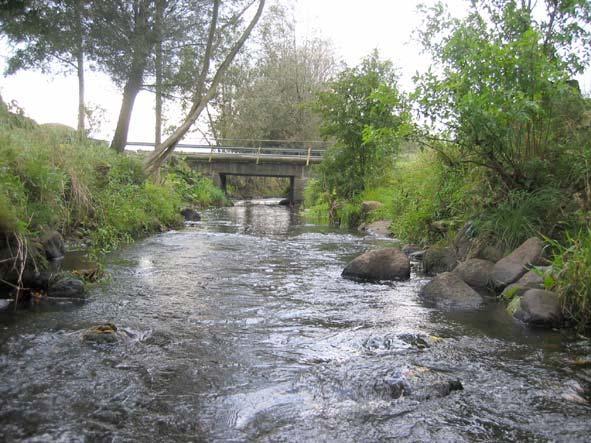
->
[0,0,589,143]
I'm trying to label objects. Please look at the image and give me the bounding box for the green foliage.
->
[548,229,591,331]
[474,187,571,252]
[415,1,589,191]
[314,51,411,200]
[0,107,223,257]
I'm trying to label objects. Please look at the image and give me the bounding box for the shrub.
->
[548,230,591,331]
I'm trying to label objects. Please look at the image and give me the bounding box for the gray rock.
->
[278,199,290,206]
[419,272,483,309]
[361,200,383,214]
[491,238,545,289]
[453,258,495,288]
[423,246,457,275]
[500,268,548,300]
[518,268,546,287]
[358,220,392,237]
[402,244,421,256]
[476,245,504,263]
[48,278,85,299]
[409,250,426,261]
[508,289,562,328]
[180,208,201,221]
[41,230,65,260]
[454,223,477,261]
[411,380,463,401]
[500,283,529,301]
[342,248,410,282]
[0,299,12,311]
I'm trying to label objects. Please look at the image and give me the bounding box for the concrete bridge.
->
[126,142,326,203]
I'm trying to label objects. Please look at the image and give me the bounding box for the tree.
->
[415,0,589,190]
[314,51,411,199]
[144,0,266,174]
[0,0,91,135]
[210,3,336,145]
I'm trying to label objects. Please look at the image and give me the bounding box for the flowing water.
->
[0,199,590,442]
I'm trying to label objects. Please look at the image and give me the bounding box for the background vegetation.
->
[304,0,591,330]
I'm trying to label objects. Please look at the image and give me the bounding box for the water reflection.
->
[0,199,589,442]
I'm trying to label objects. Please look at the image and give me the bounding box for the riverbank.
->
[0,100,227,303]
[304,149,591,332]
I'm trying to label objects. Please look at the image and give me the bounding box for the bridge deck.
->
[125,142,326,165]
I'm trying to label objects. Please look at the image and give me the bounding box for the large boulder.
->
[507,289,562,328]
[180,208,201,222]
[419,272,483,309]
[41,230,65,260]
[358,220,392,237]
[423,246,457,275]
[48,278,85,299]
[453,258,494,288]
[491,238,545,289]
[342,248,410,282]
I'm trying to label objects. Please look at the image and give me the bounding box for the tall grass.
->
[0,103,225,258]
[548,230,591,331]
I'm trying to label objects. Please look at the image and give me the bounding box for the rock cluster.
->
[418,237,561,328]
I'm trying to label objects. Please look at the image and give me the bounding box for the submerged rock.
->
[491,237,545,289]
[181,208,201,222]
[342,248,410,282]
[423,246,457,275]
[48,278,85,299]
[411,380,464,401]
[419,272,483,309]
[82,323,119,344]
[0,299,12,311]
[41,230,66,260]
[507,289,562,328]
[358,220,392,237]
[453,258,494,288]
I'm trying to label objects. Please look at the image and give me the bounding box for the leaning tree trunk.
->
[110,68,144,153]
[144,0,266,175]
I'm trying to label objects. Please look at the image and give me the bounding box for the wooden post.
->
[306,146,312,166]
[209,145,214,162]
[256,145,261,164]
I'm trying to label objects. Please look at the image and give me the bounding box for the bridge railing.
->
[125,140,328,165]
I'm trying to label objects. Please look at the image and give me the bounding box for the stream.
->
[0,199,590,442]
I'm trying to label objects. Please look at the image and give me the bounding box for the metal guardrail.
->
[125,142,327,166]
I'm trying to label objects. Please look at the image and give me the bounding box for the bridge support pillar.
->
[213,173,227,194]
[289,177,306,203]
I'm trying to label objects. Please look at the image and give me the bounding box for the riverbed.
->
[0,199,589,442]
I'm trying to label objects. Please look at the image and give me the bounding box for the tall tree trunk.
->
[109,0,152,153]
[155,0,164,146]
[110,68,144,153]
[76,48,85,136]
[145,0,266,175]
